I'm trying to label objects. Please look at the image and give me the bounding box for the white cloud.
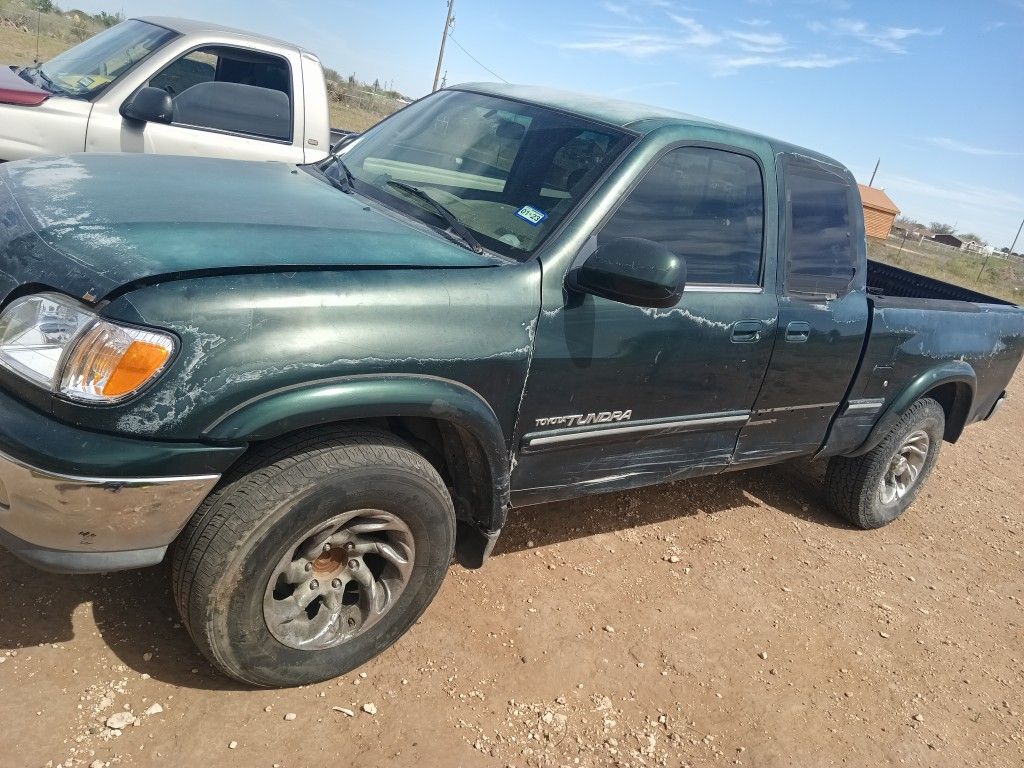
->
[778,53,855,68]
[924,137,1022,157]
[884,174,1024,214]
[714,52,854,75]
[815,18,942,53]
[728,29,788,53]
[561,33,680,58]
[666,14,723,47]
[563,9,929,76]
[602,1,642,23]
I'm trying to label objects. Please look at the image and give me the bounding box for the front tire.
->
[171,427,455,687]
[825,397,945,529]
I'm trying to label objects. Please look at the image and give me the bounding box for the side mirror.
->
[120,87,173,124]
[568,237,686,308]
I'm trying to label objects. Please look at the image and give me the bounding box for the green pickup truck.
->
[1,84,1022,687]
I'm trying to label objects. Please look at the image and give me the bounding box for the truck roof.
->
[136,16,317,59]
[454,82,844,170]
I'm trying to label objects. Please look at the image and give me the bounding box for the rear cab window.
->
[781,154,859,297]
[148,46,293,141]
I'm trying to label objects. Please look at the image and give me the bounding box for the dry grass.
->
[329,101,388,133]
[869,237,1024,304]
[0,24,68,65]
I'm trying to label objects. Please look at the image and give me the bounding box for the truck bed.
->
[866,259,1015,306]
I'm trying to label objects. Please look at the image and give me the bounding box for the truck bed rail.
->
[866,259,1015,306]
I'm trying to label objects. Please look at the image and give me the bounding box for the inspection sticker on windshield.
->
[515,205,548,226]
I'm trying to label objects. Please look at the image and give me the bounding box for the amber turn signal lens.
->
[60,320,176,403]
[102,340,172,397]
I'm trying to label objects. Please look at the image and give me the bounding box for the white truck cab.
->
[0,16,332,163]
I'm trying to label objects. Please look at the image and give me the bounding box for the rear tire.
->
[171,427,455,687]
[825,397,945,529]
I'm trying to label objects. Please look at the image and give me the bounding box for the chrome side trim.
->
[843,398,886,415]
[753,402,840,415]
[684,285,763,294]
[523,412,750,449]
[0,449,220,553]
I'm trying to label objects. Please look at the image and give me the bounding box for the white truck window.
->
[147,46,293,142]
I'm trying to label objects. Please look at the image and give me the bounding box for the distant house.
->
[858,184,901,240]
[933,233,964,248]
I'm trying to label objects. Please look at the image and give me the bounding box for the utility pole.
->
[976,216,1023,282]
[868,158,880,187]
[432,0,455,92]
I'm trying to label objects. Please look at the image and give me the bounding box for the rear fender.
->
[848,361,976,456]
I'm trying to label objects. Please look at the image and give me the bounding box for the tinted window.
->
[148,46,292,140]
[784,157,856,296]
[337,90,632,259]
[598,147,764,286]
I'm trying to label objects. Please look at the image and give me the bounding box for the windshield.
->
[40,20,177,98]
[329,90,634,259]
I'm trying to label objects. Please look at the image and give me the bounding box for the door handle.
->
[730,319,765,343]
[786,321,811,343]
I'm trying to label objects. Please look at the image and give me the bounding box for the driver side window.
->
[145,47,293,141]
[149,50,217,96]
[599,146,765,287]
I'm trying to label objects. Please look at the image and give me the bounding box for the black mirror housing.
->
[569,237,686,308]
[121,87,173,124]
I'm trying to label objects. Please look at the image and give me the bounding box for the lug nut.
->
[332,578,342,589]
[347,617,356,627]
[344,541,355,551]
[348,559,360,570]
[309,580,319,590]
[304,562,313,572]
[323,543,332,553]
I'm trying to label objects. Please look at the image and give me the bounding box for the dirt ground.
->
[1,372,1022,768]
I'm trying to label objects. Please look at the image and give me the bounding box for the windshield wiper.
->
[316,151,356,193]
[385,180,484,255]
[304,159,355,195]
[334,158,356,192]
[19,66,58,93]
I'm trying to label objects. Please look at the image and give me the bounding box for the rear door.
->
[734,153,869,463]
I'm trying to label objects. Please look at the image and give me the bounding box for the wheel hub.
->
[263,509,415,651]
[878,429,930,506]
[311,546,347,575]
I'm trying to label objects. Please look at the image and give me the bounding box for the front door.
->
[87,45,305,163]
[511,144,779,506]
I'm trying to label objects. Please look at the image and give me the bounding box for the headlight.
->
[0,293,175,403]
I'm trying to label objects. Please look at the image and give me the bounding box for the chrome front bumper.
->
[0,449,219,572]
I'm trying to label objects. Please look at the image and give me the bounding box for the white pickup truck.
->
[0,16,337,163]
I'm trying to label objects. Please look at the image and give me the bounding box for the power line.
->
[446,32,510,83]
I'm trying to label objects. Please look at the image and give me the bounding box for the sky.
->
[72,0,1024,248]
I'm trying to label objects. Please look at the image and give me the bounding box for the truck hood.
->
[0,66,50,106]
[0,154,500,302]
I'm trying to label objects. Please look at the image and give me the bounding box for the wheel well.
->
[240,416,500,531]
[923,381,972,442]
